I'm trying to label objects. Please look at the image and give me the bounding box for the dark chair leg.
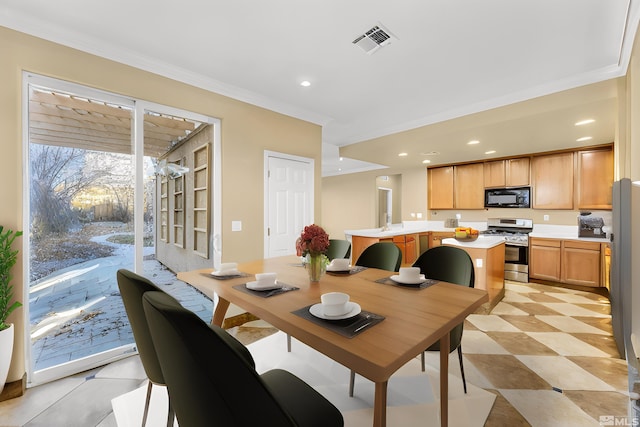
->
[457,346,467,394]
[142,381,152,427]
[421,351,425,372]
[349,370,356,397]
[287,334,291,352]
[166,389,175,427]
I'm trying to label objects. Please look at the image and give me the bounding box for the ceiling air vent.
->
[352,23,397,55]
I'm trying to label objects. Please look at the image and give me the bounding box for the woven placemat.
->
[292,304,384,338]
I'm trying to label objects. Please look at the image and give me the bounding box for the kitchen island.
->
[345,221,487,265]
[345,223,504,312]
[442,236,506,312]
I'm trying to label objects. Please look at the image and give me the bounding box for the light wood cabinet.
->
[507,157,531,187]
[454,163,484,209]
[529,237,604,287]
[428,166,454,209]
[529,238,561,282]
[576,148,614,210]
[532,153,574,209]
[429,231,455,248]
[484,161,506,188]
[484,158,530,188]
[393,233,418,265]
[561,240,602,287]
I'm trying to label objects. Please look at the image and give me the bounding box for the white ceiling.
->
[1,1,638,176]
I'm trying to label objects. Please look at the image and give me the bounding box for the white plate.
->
[211,270,241,277]
[327,265,351,272]
[309,302,361,320]
[326,267,351,273]
[245,280,282,291]
[390,274,426,285]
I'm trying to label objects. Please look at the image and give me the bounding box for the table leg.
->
[373,381,388,427]
[212,297,230,327]
[440,332,450,427]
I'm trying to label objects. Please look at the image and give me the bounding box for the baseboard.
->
[0,373,26,402]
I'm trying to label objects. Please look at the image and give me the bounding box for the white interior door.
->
[265,152,314,258]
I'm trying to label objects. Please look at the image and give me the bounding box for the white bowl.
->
[255,272,277,286]
[321,292,350,316]
[329,258,350,270]
[399,267,421,282]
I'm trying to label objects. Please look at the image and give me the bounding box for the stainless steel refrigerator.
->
[610,178,640,411]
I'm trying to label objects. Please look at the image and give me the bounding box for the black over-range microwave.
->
[484,187,531,208]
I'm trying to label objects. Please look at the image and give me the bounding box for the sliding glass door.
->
[24,74,220,385]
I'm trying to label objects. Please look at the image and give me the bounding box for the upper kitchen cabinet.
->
[532,152,574,209]
[428,166,454,209]
[576,147,614,210]
[454,163,484,209]
[484,158,530,188]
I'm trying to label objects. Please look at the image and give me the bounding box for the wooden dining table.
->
[177,256,488,427]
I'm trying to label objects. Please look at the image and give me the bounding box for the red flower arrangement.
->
[296,224,330,257]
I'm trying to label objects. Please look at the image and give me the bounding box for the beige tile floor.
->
[0,281,631,426]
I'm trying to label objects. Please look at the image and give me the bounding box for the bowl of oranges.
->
[454,227,479,242]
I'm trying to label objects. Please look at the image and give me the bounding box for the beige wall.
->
[628,25,640,182]
[321,166,428,238]
[1,27,321,383]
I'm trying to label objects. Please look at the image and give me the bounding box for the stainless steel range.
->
[483,218,533,283]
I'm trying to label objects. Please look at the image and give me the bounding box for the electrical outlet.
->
[231,220,242,231]
[456,213,462,220]
[544,215,549,221]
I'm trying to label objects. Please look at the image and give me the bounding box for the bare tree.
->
[30,145,107,238]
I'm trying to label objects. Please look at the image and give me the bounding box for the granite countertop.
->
[441,235,505,249]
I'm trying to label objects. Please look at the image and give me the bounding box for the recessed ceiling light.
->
[467,140,480,145]
[485,150,496,155]
[422,159,431,164]
[575,119,595,126]
[576,136,593,142]
[398,152,408,157]
[300,80,311,87]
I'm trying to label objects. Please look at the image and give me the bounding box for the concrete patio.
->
[28,235,213,371]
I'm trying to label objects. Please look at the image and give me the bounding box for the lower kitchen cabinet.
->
[429,231,455,248]
[529,237,606,287]
[561,240,602,287]
[393,234,418,265]
[529,238,561,282]
[351,233,418,266]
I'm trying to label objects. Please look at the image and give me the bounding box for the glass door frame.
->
[22,73,221,386]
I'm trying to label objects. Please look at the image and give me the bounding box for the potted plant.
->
[0,226,22,394]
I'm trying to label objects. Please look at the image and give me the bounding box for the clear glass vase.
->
[306,254,326,284]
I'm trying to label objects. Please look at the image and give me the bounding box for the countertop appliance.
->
[577,212,607,238]
[484,187,530,208]
[483,218,533,282]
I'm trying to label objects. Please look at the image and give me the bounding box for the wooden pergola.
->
[28,89,201,157]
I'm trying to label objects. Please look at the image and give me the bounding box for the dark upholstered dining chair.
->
[142,291,344,427]
[354,242,402,272]
[116,269,175,427]
[326,239,351,260]
[412,245,475,393]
